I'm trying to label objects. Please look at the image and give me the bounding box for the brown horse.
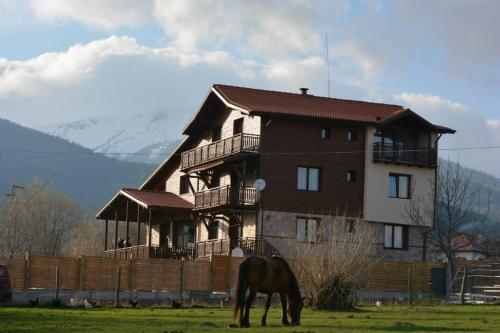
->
[233,256,303,327]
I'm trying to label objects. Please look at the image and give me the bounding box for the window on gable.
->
[233,118,244,135]
[347,130,357,141]
[296,217,319,242]
[388,174,410,199]
[384,224,408,250]
[211,126,222,142]
[179,175,190,195]
[297,167,321,191]
[346,170,356,183]
[321,128,331,139]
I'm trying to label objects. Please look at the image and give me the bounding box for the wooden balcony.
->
[104,244,195,260]
[180,133,260,171]
[373,142,437,167]
[193,185,257,211]
[195,237,280,258]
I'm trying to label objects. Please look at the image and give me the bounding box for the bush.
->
[315,274,357,311]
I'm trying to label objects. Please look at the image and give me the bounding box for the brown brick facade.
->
[260,116,366,216]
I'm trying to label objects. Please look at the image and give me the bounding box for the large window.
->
[384,224,408,249]
[297,167,321,191]
[388,174,410,199]
[296,217,319,243]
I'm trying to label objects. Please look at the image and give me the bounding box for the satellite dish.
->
[254,178,266,192]
[231,247,244,257]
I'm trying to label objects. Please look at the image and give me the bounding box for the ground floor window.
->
[384,224,408,250]
[296,217,319,242]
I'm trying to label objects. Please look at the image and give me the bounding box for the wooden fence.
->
[0,254,443,294]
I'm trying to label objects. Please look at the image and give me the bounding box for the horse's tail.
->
[233,259,248,321]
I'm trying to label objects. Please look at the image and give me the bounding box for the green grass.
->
[0,305,499,333]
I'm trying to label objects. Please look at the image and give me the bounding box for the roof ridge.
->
[213,83,404,109]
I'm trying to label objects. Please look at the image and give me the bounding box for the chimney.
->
[299,87,309,95]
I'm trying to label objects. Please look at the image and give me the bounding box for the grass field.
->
[0,305,499,333]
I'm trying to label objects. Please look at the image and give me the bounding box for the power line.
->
[1,145,500,157]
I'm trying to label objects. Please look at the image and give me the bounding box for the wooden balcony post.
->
[104,219,108,251]
[114,208,119,249]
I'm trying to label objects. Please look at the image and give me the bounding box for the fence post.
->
[55,266,60,301]
[179,258,185,305]
[115,267,121,307]
[460,267,467,305]
[24,252,30,291]
[78,256,85,298]
[407,266,412,306]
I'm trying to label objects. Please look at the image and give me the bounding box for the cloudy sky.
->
[0,0,499,175]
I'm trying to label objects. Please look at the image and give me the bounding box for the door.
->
[229,218,240,250]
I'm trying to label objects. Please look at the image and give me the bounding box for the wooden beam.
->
[104,219,108,251]
[114,209,119,249]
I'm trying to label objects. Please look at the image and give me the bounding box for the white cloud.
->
[29,0,153,30]
[394,93,500,175]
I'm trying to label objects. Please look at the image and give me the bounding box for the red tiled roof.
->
[452,233,486,253]
[212,84,455,133]
[121,188,193,209]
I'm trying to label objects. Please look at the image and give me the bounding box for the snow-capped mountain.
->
[39,112,185,164]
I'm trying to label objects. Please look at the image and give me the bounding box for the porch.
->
[96,188,196,260]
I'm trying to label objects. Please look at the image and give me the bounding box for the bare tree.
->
[405,160,491,294]
[0,180,85,258]
[290,215,377,309]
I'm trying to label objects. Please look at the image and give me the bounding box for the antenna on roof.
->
[325,31,331,98]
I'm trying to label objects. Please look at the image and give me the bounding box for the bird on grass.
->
[29,297,39,307]
[171,300,182,309]
[128,297,138,308]
[84,299,94,309]
[70,298,81,308]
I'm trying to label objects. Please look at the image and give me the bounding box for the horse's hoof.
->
[228,324,238,328]
[261,322,266,327]
[282,322,290,326]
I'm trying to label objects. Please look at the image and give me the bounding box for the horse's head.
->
[288,297,304,326]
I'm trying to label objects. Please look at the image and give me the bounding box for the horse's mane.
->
[272,256,301,302]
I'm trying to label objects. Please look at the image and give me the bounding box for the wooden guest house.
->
[96,84,454,260]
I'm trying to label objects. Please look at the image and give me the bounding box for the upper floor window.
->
[347,130,357,141]
[179,175,190,195]
[346,170,356,183]
[388,174,410,199]
[321,128,331,139]
[211,126,222,142]
[233,118,244,135]
[297,166,321,191]
[296,217,319,242]
[208,221,219,240]
[384,224,408,250]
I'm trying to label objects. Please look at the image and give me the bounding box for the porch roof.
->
[96,188,193,220]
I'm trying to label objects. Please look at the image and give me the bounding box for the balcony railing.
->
[194,185,257,210]
[195,237,280,258]
[104,244,195,260]
[181,133,260,171]
[373,142,437,167]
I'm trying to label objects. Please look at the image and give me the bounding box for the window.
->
[211,126,222,142]
[233,118,244,135]
[179,175,190,195]
[208,221,219,240]
[321,128,331,139]
[297,167,320,191]
[296,217,319,242]
[384,224,408,249]
[388,174,410,199]
[346,170,356,182]
[347,130,357,141]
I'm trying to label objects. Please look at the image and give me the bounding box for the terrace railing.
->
[193,185,257,210]
[104,244,194,260]
[373,142,437,167]
[180,133,260,171]
[195,237,280,258]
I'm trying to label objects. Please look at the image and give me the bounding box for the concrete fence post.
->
[114,267,121,307]
[460,267,468,305]
[55,266,60,301]
[179,258,185,305]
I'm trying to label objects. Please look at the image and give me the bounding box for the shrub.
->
[315,274,357,311]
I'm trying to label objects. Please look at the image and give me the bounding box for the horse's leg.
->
[261,293,272,326]
[279,293,290,326]
[243,289,257,327]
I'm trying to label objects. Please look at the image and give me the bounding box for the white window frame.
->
[296,217,320,243]
[384,224,407,250]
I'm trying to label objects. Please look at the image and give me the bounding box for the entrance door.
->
[159,223,170,247]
